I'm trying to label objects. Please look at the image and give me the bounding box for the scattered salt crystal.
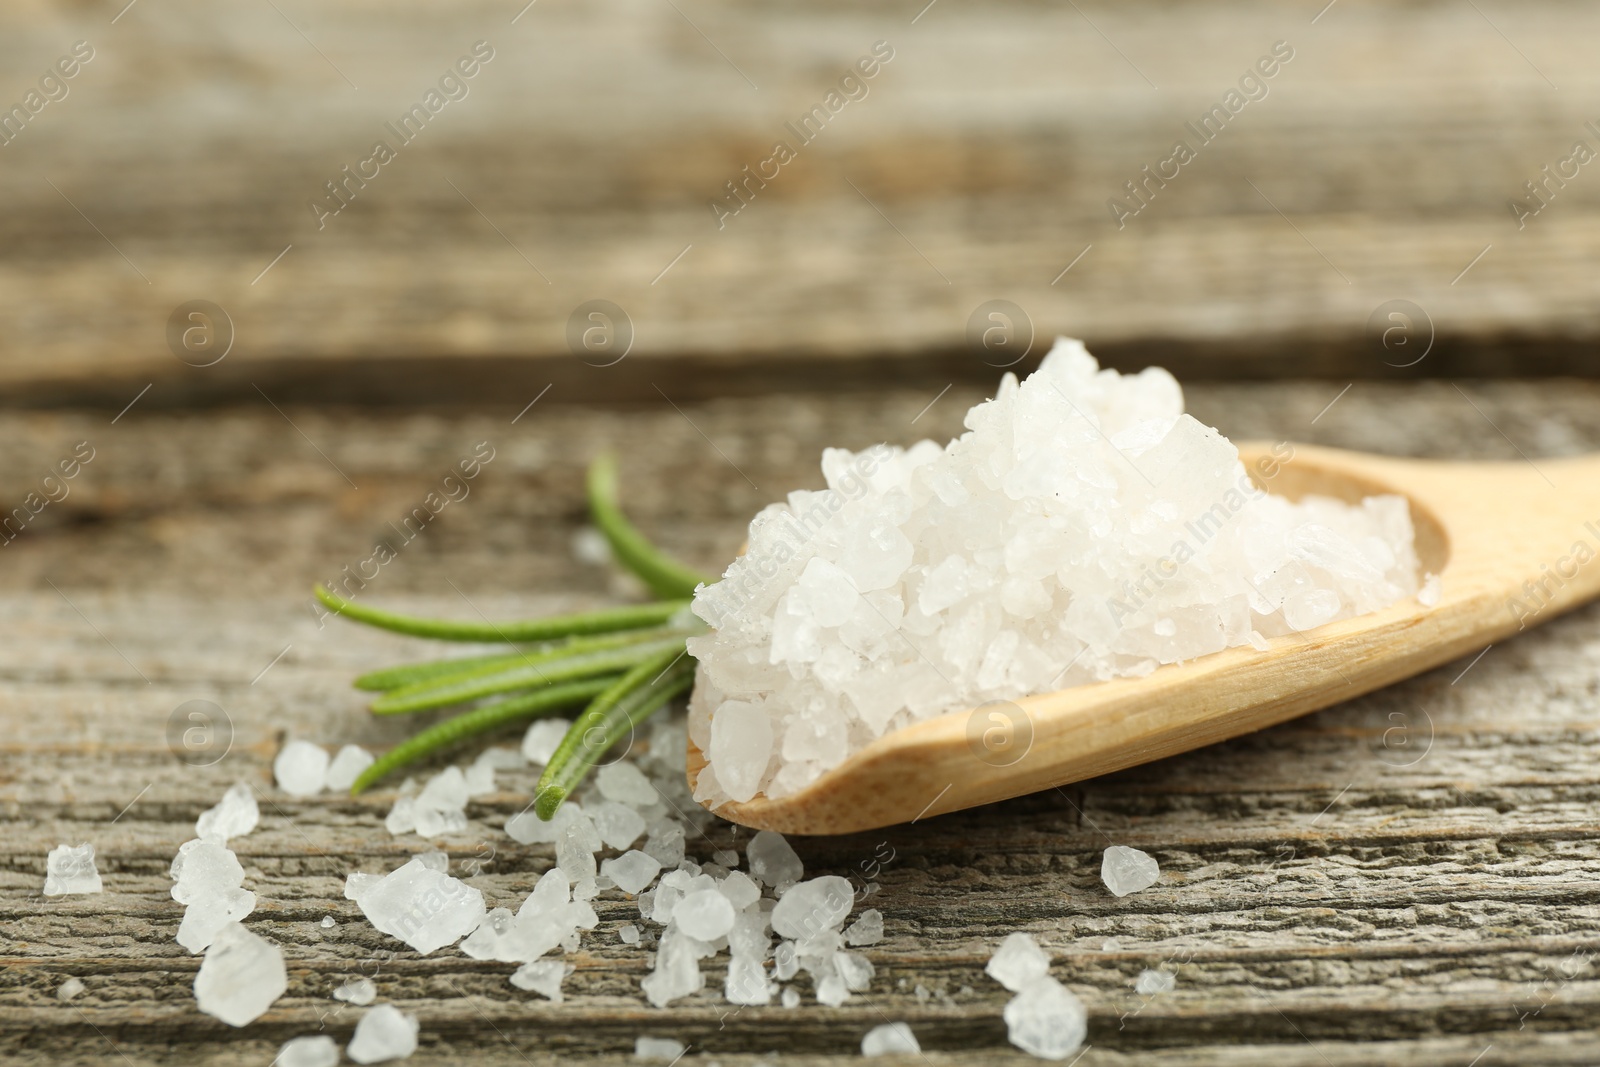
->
[717,870,761,912]
[1101,845,1160,897]
[335,977,378,1005]
[643,823,687,869]
[843,908,883,946]
[505,802,585,846]
[522,718,572,765]
[746,830,803,890]
[510,959,569,1001]
[619,923,641,944]
[196,782,259,843]
[347,1004,419,1064]
[641,928,705,1007]
[44,842,102,896]
[385,796,418,837]
[712,848,740,868]
[463,760,495,797]
[986,932,1051,992]
[170,839,244,903]
[322,915,337,929]
[725,954,772,1005]
[597,761,660,807]
[346,872,382,901]
[355,855,486,954]
[1135,968,1175,995]
[57,977,85,1001]
[634,1036,687,1061]
[274,740,330,796]
[590,800,647,851]
[816,973,849,1007]
[674,887,736,941]
[1418,572,1442,606]
[601,850,663,895]
[770,876,852,939]
[1003,976,1087,1060]
[836,951,875,991]
[325,745,376,792]
[277,1035,340,1067]
[572,526,611,564]
[193,922,287,1027]
[862,1022,920,1057]
[177,886,256,953]
[773,941,799,981]
[781,986,801,1008]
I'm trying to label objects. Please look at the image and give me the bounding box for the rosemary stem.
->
[316,584,691,643]
[587,453,716,600]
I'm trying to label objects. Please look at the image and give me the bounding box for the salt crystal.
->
[643,823,686,869]
[196,782,259,843]
[461,907,516,960]
[673,888,736,941]
[712,848,740,868]
[510,959,569,1001]
[843,908,883,946]
[835,951,874,992]
[718,870,762,912]
[816,973,849,1006]
[590,800,647,851]
[522,718,572,765]
[170,839,244,904]
[274,741,330,796]
[193,922,287,1027]
[641,928,704,1007]
[726,954,772,1005]
[277,1035,340,1067]
[335,977,377,1005]
[619,923,641,944]
[774,940,799,981]
[325,745,376,792]
[356,856,486,954]
[781,986,801,1008]
[1101,845,1160,897]
[1003,976,1087,1060]
[322,916,337,929]
[1135,968,1175,995]
[634,1036,687,1061]
[57,977,85,1001]
[385,796,418,837]
[505,802,585,846]
[986,932,1051,992]
[596,761,659,807]
[862,1022,920,1057]
[177,886,256,953]
[347,1004,419,1064]
[770,876,853,939]
[746,830,803,890]
[1418,572,1442,606]
[44,842,102,896]
[600,850,663,895]
[346,872,382,901]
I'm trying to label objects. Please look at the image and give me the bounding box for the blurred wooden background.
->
[1,0,1597,410]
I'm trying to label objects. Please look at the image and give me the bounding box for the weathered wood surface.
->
[4,0,1600,407]
[4,380,1600,1064]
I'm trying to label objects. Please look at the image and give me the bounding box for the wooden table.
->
[7,379,1600,1065]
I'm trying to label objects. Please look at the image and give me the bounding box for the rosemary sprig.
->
[322,455,711,817]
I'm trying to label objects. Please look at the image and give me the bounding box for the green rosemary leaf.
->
[587,454,715,600]
[369,634,690,715]
[349,676,615,795]
[354,650,544,691]
[533,644,695,819]
[316,583,691,643]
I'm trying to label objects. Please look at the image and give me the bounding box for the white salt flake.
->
[596,761,659,807]
[321,916,337,929]
[177,886,256,953]
[274,740,330,796]
[843,908,884,946]
[1101,845,1160,897]
[601,850,663,895]
[325,745,376,792]
[746,830,803,890]
[1003,976,1087,1060]
[347,1004,419,1064]
[619,923,641,944]
[770,876,853,939]
[712,848,740,868]
[355,856,486,954]
[193,922,287,1027]
[170,839,244,903]
[1418,572,1442,606]
[57,977,85,1001]
[634,1036,687,1061]
[44,842,102,896]
[673,887,736,941]
[862,1022,920,1057]
[196,782,259,843]
[641,928,705,1007]
[1135,968,1176,995]
[335,977,377,1005]
[522,718,571,766]
[781,986,801,1009]
[510,959,569,1001]
[277,1035,340,1067]
[986,932,1051,992]
[590,800,648,851]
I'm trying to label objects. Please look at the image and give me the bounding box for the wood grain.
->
[4,381,1600,1063]
[3,0,1600,405]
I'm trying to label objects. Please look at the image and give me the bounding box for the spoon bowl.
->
[687,442,1600,834]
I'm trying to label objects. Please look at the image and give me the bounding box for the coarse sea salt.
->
[325,745,376,792]
[862,1022,921,1057]
[352,854,486,955]
[43,842,102,896]
[277,1034,340,1067]
[1101,845,1160,897]
[193,922,287,1027]
[196,782,259,843]
[347,1004,419,1064]
[275,740,330,796]
[688,338,1422,805]
[1003,976,1087,1060]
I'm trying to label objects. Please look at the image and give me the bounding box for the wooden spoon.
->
[686,442,1600,834]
